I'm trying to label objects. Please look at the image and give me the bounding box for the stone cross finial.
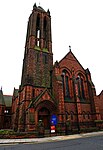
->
[69,45,71,51]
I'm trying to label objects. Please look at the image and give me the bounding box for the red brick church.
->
[0,4,103,133]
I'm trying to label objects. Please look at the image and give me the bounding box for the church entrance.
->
[38,107,50,129]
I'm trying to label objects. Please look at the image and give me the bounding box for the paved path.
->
[0,131,103,145]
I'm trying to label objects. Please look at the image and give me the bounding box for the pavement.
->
[0,131,103,145]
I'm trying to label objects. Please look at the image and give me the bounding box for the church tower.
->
[21,4,53,88]
[17,4,55,132]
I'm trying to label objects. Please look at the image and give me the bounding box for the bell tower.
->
[21,3,53,88]
[17,4,53,132]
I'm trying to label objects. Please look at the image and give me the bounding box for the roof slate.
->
[0,90,5,105]
[3,95,12,107]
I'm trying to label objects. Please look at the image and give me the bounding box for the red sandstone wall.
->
[97,91,103,119]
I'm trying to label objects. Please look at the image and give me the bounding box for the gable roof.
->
[28,88,56,109]
[0,90,5,105]
[3,95,12,107]
[98,90,103,97]
[59,50,85,72]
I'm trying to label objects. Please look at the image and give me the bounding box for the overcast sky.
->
[0,0,103,95]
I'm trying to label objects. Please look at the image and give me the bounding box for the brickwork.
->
[8,4,103,132]
[52,51,97,130]
[96,91,103,120]
[0,105,5,129]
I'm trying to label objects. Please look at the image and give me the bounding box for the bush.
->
[94,120,103,123]
[0,130,37,139]
[0,130,14,135]
[80,127,98,133]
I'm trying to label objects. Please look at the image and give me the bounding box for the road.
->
[0,135,103,150]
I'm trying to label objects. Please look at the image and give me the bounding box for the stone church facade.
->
[1,4,103,133]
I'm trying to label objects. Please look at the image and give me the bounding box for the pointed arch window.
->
[70,111,74,120]
[87,112,90,119]
[43,17,48,48]
[36,14,40,47]
[65,111,69,120]
[82,111,86,119]
[62,70,71,100]
[77,74,85,101]
[65,76,69,98]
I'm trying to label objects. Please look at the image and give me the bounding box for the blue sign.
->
[51,115,57,126]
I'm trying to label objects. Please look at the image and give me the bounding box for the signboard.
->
[51,125,55,133]
[51,115,57,126]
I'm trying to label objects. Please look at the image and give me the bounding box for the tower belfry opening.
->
[36,14,40,46]
[43,17,48,48]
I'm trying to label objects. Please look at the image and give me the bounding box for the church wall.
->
[96,92,103,120]
[1,4,103,133]
[0,105,5,129]
[56,51,97,129]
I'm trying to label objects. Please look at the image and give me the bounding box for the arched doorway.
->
[38,107,50,129]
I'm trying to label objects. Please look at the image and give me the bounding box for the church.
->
[0,4,103,134]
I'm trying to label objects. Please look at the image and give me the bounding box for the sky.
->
[0,0,103,95]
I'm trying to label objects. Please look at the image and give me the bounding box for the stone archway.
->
[38,107,50,129]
